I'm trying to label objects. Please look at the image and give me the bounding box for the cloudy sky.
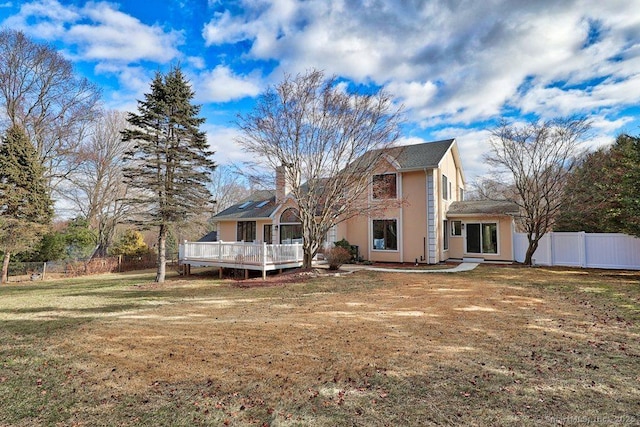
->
[1,0,639,181]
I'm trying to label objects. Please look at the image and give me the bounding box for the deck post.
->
[218,240,222,262]
[219,267,222,279]
[262,242,267,280]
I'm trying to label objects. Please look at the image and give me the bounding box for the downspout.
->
[423,168,428,262]
[399,172,404,263]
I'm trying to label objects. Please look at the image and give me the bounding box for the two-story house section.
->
[336,139,465,264]
[212,139,519,264]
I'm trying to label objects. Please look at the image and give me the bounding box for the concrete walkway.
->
[334,262,480,274]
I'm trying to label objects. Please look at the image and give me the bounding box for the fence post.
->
[579,231,587,268]
[42,262,47,281]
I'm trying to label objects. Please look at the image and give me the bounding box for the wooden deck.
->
[179,241,304,279]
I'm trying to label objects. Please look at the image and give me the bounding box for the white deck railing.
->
[179,241,304,278]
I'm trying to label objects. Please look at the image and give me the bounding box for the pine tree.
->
[556,134,640,237]
[618,135,640,237]
[122,67,215,283]
[0,125,53,283]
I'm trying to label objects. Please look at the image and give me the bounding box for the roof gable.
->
[385,139,455,170]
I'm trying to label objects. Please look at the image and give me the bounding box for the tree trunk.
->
[302,240,318,269]
[156,224,167,283]
[524,239,539,266]
[1,251,10,284]
[303,251,313,269]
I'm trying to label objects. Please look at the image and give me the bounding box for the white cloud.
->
[201,0,640,130]
[2,0,182,63]
[202,10,249,45]
[68,2,182,62]
[94,64,152,111]
[194,65,263,102]
[431,127,494,183]
[2,0,79,39]
[203,124,245,165]
[187,56,206,70]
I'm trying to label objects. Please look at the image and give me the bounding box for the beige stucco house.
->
[213,139,519,264]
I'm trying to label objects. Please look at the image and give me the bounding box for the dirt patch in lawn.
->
[35,267,636,426]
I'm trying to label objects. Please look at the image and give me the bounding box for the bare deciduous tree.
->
[237,69,404,268]
[484,117,590,265]
[0,29,101,193]
[62,111,133,256]
[208,165,251,215]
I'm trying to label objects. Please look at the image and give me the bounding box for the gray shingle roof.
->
[386,139,455,170]
[214,139,458,220]
[447,200,520,216]
[213,190,277,220]
[345,139,456,174]
[197,231,218,242]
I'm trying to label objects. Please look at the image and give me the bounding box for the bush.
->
[325,246,352,270]
[334,238,358,262]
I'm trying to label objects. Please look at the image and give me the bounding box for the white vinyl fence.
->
[514,232,640,270]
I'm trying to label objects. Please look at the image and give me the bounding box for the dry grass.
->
[1,266,639,426]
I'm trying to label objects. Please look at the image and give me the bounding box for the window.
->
[280,224,303,244]
[451,220,462,236]
[238,201,252,209]
[372,173,397,199]
[280,208,302,243]
[237,221,256,242]
[465,223,497,254]
[443,220,449,250]
[459,188,464,201]
[264,224,272,244]
[442,175,449,200]
[280,207,300,223]
[372,219,398,250]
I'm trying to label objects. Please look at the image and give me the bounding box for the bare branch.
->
[483,116,590,265]
[236,69,404,267]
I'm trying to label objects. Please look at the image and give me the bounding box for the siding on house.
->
[209,139,522,265]
[401,170,428,263]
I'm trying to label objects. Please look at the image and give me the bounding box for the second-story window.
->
[442,174,449,200]
[372,173,397,199]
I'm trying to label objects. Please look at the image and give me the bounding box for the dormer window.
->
[372,173,397,199]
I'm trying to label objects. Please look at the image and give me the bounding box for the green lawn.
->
[0,266,639,426]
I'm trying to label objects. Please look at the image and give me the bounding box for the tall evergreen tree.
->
[618,135,640,237]
[557,134,640,237]
[122,67,215,283]
[0,125,53,283]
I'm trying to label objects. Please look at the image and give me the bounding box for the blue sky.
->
[1,0,639,182]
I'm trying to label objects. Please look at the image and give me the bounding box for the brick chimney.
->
[275,164,298,204]
[275,165,288,204]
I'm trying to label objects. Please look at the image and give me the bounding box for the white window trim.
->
[451,220,463,237]
[443,219,449,251]
[463,221,500,256]
[442,174,449,200]
[370,217,400,252]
